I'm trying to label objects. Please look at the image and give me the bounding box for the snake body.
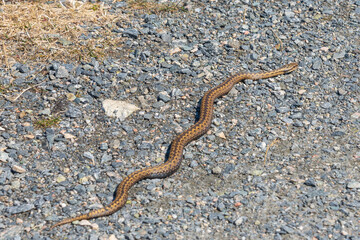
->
[50,63,298,229]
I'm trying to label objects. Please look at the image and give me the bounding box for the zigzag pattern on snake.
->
[50,62,298,229]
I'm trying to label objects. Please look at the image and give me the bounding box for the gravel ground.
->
[1,0,360,239]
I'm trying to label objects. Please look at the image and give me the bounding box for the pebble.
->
[83,151,95,161]
[304,178,317,187]
[212,166,222,174]
[7,204,35,214]
[333,50,346,59]
[39,108,51,115]
[11,165,26,173]
[102,99,140,121]
[56,175,66,183]
[123,28,140,39]
[347,182,360,189]
[0,152,9,162]
[158,91,171,103]
[56,66,69,78]
[234,217,245,226]
[320,102,332,109]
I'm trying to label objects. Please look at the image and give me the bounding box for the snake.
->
[50,62,298,229]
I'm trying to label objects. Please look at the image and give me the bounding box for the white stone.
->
[102,99,140,121]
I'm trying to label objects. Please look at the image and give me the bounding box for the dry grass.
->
[128,0,186,12]
[0,0,187,69]
[0,0,126,67]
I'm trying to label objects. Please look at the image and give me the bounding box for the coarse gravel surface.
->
[1,0,360,240]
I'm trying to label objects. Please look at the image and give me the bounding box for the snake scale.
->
[50,62,298,229]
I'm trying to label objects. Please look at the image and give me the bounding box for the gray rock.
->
[234,217,246,226]
[276,106,290,113]
[46,128,55,149]
[123,29,140,39]
[284,10,295,18]
[7,204,35,214]
[333,50,346,59]
[101,153,112,163]
[304,178,316,187]
[65,105,82,118]
[212,166,222,174]
[347,181,360,189]
[158,91,171,103]
[0,152,9,162]
[56,66,69,78]
[83,151,95,161]
[189,160,198,168]
[321,102,332,109]
[17,64,29,73]
[100,142,108,150]
[39,108,51,116]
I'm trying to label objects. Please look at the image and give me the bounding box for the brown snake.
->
[50,63,298,229]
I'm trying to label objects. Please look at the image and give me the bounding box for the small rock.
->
[17,64,29,73]
[216,132,226,139]
[7,203,35,214]
[331,131,345,137]
[320,102,332,109]
[56,66,69,78]
[284,10,295,18]
[11,165,26,173]
[337,88,347,95]
[347,181,360,189]
[11,180,21,189]
[39,108,51,116]
[108,234,118,240]
[161,33,172,42]
[158,91,171,103]
[276,106,290,113]
[290,112,303,119]
[256,142,266,151]
[56,175,66,183]
[250,53,258,60]
[102,99,140,121]
[217,202,225,211]
[63,133,76,140]
[234,217,245,226]
[282,117,293,124]
[281,225,295,234]
[46,128,55,149]
[100,142,108,150]
[91,223,99,230]
[304,178,316,187]
[0,152,9,162]
[350,112,360,119]
[123,28,139,39]
[163,180,171,189]
[101,153,112,163]
[66,93,76,101]
[169,47,181,55]
[65,105,82,118]
[212,166,222,174]
[333,50,346,59]
[189,160,198,168]
[251,170,263,176]
[77,220,92,226]
[84,152,95,161]
[111,139,121,149]
[312,59,322,70]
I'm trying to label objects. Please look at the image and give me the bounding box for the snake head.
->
[279,62,299,74]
